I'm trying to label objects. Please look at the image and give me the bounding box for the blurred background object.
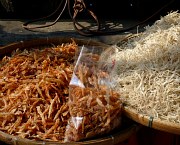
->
[0,0,179,20]
[0,0,63,19]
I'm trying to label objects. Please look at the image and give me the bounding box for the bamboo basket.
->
[0,37,108,56]
[0,37,138,145]
[123,106,180,135]
[118,34,180,136]
[0,123,137,145]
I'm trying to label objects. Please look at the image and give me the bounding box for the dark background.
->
[0,0,179,20]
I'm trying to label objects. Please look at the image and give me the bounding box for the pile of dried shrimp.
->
[0,40,123,143]
[0,40,77,141]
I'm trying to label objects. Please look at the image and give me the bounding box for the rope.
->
[71,0,175,36]
[22,0,176,36]
[22,0,68,30]
[148,116,154,128]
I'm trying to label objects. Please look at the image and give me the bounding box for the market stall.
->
[0,1,179,145]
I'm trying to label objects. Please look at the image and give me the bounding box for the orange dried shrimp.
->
[0,41,122,143]
[0,40,77,141]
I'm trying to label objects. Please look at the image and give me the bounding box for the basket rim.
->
[0,37,109,56]
[123,106,180,135]
[0,124,137,145]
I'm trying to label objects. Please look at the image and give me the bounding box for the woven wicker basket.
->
[123,106,180,135]
[0,123,137,145]
[116,33,180,136]
[0,37,138,145]
[0,37,108,56]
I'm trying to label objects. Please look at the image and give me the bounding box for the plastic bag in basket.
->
[64,46,122,142]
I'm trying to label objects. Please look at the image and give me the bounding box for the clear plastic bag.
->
[64,46,122,142]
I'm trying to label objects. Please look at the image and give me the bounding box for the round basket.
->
[116,34,180,136]
[0,37,138,145]
[123,106,180,135]
[0,37,108,56]
[0,122,137,145]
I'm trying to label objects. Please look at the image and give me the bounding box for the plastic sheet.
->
[64,46,123,142]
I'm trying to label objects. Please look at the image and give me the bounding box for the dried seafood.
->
[0,40,123,142]
[65,48,122,142]
[0,40,77,141]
